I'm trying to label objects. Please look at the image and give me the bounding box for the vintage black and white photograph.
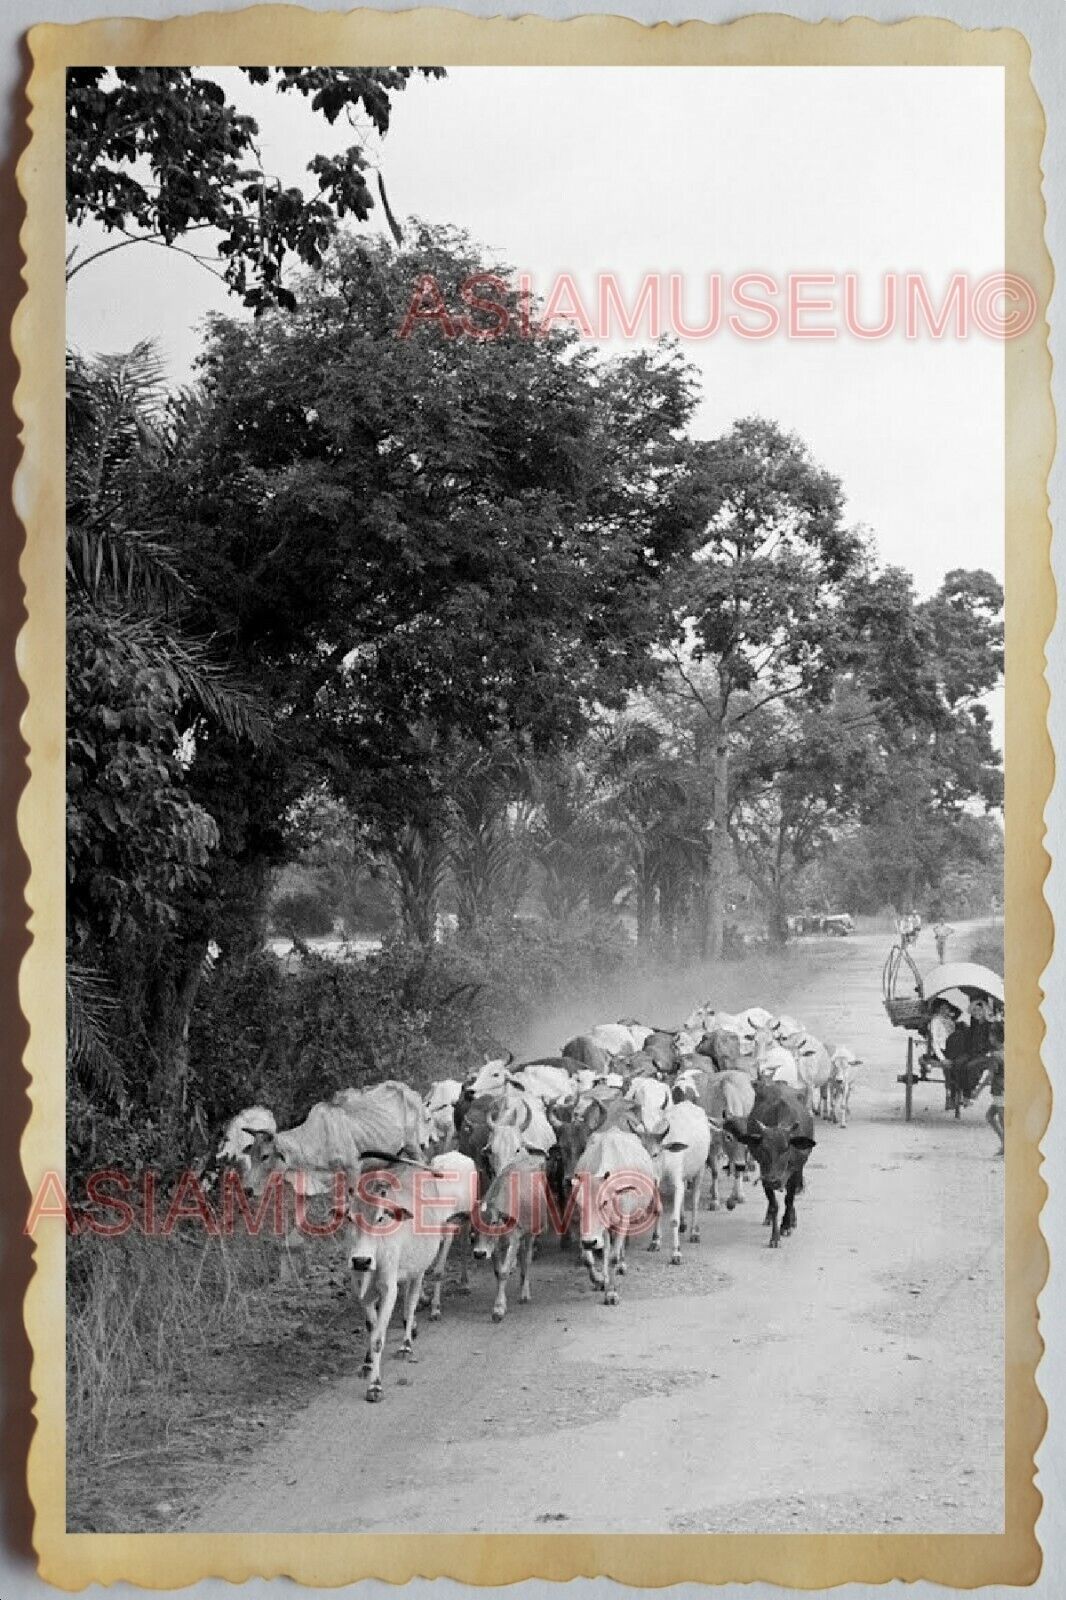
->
[57,54,1018,1544]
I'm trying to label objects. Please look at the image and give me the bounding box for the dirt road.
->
[185,928,1003,1535]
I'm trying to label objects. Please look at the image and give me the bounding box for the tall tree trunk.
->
[706,734,730,960]
[769,818,789,944]
[149,944,207,1149]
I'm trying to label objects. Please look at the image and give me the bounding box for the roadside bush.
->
[190,913,632,1137]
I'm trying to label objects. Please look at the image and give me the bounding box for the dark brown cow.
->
[561,1035,615,1074]
[725,1082,815,1247]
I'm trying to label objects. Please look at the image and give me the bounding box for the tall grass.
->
[67,1226,278,1467]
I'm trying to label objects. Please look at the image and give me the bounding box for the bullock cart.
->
[882,944,1005,1121]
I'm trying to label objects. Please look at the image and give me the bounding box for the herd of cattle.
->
[216,1005,862,1401]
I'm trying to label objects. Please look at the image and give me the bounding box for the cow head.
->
[242,1127,288,1194]
[725,1116,815,1188]
[348,1169,412,1277]
[486,1096,533,1176]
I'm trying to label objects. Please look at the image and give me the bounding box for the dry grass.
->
[66,1225,288,1526]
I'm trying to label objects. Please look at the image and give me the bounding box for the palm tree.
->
[66,341,269,1110]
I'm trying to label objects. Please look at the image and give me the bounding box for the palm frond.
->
[67,961,127,1106]
[66,522,192,612]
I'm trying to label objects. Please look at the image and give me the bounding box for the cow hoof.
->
[647,1240,660,1254]
[670,1251,682,1266]
[616,1261,627,1276]
[360,1361,372,1378]
[429,1308,442,1322]
[366,1385,383,1403]
[604,1290,619,1307]
[492,1309,505,1324]
[769,1238,780,1249]
[689,1229,701,1245]
[708,1199,720,1211]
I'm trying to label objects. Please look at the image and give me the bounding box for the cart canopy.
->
[921,962,1004,1006]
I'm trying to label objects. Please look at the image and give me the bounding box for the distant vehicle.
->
[787,912,854,937]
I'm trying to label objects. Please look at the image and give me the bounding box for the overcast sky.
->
[67,64,1005,624]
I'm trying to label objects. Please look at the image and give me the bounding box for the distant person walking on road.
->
[933,921,953,963]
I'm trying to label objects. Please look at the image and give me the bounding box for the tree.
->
[66,67,443,308]
[728,689,876,939]
[65,342,270,1151]
[157,228,702,939]
[666,417,863,956]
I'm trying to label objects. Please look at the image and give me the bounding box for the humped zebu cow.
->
[589,1021,653,1057]
[645,1098,712,1264]
[725,1081,816,1248]
[424,1079,464,1152]
[347,1153,478,1400]
[473,1098,557,1321]
[561,1035,617,1074]
[825,1047,861,1127]
[221,1080,429,1198]
[571,1126,658,1304]
[751,1029,803,1096]
[677,1067,757,1211]
[776,1029,833,1116]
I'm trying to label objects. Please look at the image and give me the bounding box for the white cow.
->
[752,1030,798,1080]
[224,1080,428,1198]
[348,1158,476,1401]
[625,1074,672,1131]
[778,1030,833,1116]
[826,1047,861,1127]
[423,1079,464,1150]
[572,1128,658,1305]
[647,1100,712,1264]
[508,1061,579,1105]
[698,1069,757,1210]
[590,1022,653,1057]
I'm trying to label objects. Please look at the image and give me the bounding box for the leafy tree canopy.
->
[66,67,443,308]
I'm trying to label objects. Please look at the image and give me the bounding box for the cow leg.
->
[426,1232,454,1321]
[365,1279,398,1401]
[670,1185,683,1265]
[763,1183,781,1247]
[728,1157,745,1208]
[518,1231,535,1304]
[706,1147,720,1211]
[455,1219,471,1291]
[398,1275,422,1359]
[604,1231,622,1306]
[492,1233,519,1323]
[358,1286,378,1377]
[781,1173,801,1237]
[688,1172,703,1246]
[581,1239,606,1289]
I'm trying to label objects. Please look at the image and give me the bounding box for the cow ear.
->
[790,1135,816,1151]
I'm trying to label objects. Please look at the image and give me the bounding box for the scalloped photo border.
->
[13,6,1054,1589]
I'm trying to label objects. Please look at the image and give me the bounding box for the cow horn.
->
[519,1099,533,1131]
[585,1100,607,1133]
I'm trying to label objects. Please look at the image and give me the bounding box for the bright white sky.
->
[67,65,1005,722]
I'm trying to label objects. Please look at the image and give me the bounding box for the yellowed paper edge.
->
[13,6,1054,1588]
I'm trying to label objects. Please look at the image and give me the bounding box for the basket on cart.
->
[884,994,927,1031]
